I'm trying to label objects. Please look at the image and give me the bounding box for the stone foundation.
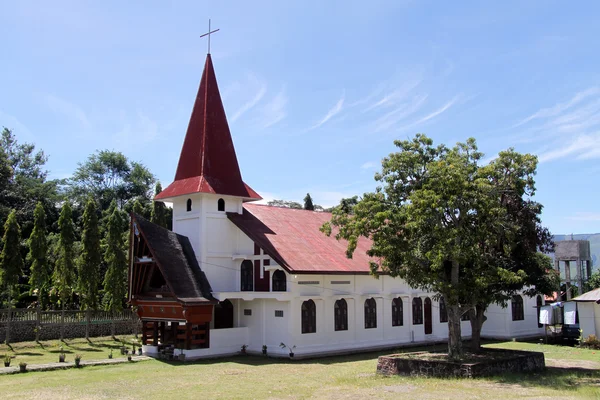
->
[377,348,545,378]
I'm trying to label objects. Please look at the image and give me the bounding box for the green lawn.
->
[0,340,598,399]
[0,335,139,365]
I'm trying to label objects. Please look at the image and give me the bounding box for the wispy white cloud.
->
[363,79,422,113]
[413,95,461,125]
[512,87,600,128]
[371,94,429,133]
[231,75,267,122]
[259,87,287,129]
[538,134,600,162]
[310,93,345,130]
[360,161,377,170]
[43,93,91,129]
[512,87,600,163]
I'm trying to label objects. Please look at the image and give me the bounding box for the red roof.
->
[156,54,260,201]
[227,204,376,274]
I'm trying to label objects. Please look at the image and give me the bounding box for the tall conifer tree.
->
[103,205,127,312]
[53,202,76,308]
[27,203,49,307]
[150,182,167,228]
[132,199,144,216]
[303,193,315,211]
[78,198,101,310]
[1,210,23,306]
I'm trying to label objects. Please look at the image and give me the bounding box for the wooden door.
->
[424,297,432,334]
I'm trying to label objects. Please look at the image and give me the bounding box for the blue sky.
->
[1,1,599,235]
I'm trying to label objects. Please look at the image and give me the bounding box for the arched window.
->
[301,300,316,334]
[214,299,234,329]
[334,299,348,331]
[412,298,423,325]
[439,297,448,323]
[512,295,524,321]
[536,295,543,328]
[272,270,286,292]
[186,198,192,212]
[240,260,253,291]
[392,297,403,326]
[218,198,225,212]
[364,298,377,329]
[424,297,433,334]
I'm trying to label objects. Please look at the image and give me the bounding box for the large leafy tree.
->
[53,202,76,308]
[68,150,155,212]
[463,150,557,350]
[78,198,101,310]
[1,210,24,307]
[0,128,60,239]
[103,202,127,312]
[27,203,50,308]
[151,182,168,228]
[322,134,556,358]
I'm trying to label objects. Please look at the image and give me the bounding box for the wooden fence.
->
[0,307,138,343]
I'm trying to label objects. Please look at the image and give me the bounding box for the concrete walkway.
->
[0,355,152,375]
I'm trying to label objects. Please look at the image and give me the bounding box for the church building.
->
[129,52,545,359]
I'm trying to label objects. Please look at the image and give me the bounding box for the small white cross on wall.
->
[200,19,220,54]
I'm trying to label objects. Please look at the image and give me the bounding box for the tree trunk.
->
[447,304,462,360]
[35,305,41,342]
[469,304,487,352]
[60,304,65,341]
[5,290,12,345]
[85,309,90,340]
[446,258,463,359]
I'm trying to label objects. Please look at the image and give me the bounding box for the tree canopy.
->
[0,128,60,238]
[27,203,49,306]
[53,202,76,307]
[1,210,24,304]
[151,182,168,228]
[102,202,127,312]
[68,150,155,211]
[78,198,101,310]
[321,134,557,358]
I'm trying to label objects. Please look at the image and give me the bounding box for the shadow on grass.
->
[13,352,43,356]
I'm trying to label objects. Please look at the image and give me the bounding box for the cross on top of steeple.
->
[199,19,220,54]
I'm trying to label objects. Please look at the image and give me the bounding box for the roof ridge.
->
[243,203,333,214]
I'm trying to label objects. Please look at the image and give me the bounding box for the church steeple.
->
[156,54,261,201]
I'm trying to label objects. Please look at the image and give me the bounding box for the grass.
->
[0,335,139,365]
[0,339,598,399]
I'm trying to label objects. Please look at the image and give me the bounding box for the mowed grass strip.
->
[0,335,137,365]
[0,341,598,399]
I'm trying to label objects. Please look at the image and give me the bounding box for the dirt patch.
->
[546,358,600,370]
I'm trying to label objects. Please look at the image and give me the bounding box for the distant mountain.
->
[553,233,600,272]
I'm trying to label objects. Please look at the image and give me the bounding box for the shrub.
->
[580,334,600,349]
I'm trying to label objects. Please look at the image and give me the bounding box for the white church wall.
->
[481,295,544,339]
[205,257,237,292]
[235,230,255,257]
[264,299,290,352]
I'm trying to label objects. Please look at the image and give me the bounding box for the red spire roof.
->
[156,54,261,201]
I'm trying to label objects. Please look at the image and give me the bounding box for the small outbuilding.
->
[571,288,600,338]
